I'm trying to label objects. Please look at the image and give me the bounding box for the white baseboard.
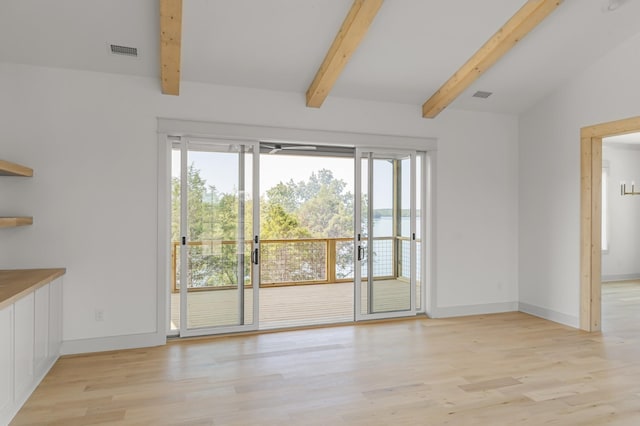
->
[61,331,166,355]
[431,302,518,318]
[601,273,640,282]
[518,302,579,328]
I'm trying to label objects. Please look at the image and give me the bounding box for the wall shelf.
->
[0,217,33,228]
[0,160,33,177]
[1,160,33,228]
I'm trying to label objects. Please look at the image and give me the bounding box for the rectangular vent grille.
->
[110,44,138,57]
[472,91,493,99]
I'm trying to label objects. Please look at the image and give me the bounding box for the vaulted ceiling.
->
[1,0,639,115]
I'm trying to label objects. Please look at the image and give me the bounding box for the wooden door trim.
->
[580,116,640,331]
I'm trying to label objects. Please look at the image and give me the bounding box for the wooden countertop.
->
[0,268,66,309]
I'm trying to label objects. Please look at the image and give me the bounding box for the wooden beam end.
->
[162,87,180,96]
[422,93,446,119]
[421,103,438,119]
[305,89,324,108]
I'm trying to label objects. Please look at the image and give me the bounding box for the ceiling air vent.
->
[472,91,493,99]
[110,44,138,57]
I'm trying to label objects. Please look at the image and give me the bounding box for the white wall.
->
[602,145,640,280]
[0,62,518,352]
[519,31,640,327]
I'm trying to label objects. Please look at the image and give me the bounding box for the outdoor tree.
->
[173,164,358,287]
[261,202,311,239]
[265,181,300,213]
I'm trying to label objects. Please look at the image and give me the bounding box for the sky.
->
[173,150,356,196]
[171,149,416,208]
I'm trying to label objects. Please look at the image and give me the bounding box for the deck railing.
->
[170,236,420,292]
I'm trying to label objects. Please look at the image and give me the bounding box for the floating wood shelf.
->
[0,217,33,228]
[1,160,34,228]
[0,159,33,177]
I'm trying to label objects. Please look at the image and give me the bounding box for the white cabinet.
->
[34,285,50,378]
[14,292,35,401]
[48,278,62,362]
[0,305,13,419]
[0,276,63,425]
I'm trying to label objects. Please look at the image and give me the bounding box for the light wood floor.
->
[12,281,640,425]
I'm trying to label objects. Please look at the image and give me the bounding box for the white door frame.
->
[157,119,438,337]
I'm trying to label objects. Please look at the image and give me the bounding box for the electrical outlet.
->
[95,309,104,322]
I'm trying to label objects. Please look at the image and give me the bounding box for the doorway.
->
[600,133,640,332]
[258,146,356,329]
[167,137,429,337]
[580,115,640,331]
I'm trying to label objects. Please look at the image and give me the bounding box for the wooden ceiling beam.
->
[160,0,183,96]
[306,0,384,108]
[422,0,563,118]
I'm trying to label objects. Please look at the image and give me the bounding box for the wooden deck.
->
[171,279,421,331]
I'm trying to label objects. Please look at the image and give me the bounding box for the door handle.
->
[251,248,259,265]
[357,246,364,261]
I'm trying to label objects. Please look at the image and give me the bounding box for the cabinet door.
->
[0,305,13,419]
[48,278,62,360]
[34,285,50,377]
[14,293,34,400]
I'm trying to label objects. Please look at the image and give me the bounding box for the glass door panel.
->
[415,154,422,311]
[355,149,416,320]
[370,156,409,313]
[177,140,259,336]
[170,146,182,332]
[357,156,369,316]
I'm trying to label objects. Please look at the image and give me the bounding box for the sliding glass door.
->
[354,148,417,320]
[168,139,424,336]
[174,139,259,337]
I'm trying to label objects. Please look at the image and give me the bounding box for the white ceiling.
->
[1,0,639,115]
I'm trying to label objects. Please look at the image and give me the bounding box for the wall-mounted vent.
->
[110,44,138,57]
[472,90,493,99]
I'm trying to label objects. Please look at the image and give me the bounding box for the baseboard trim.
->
[61,331,166,355]
[601,273,640,282]
[431,302,518,318]
[518,302,579,328]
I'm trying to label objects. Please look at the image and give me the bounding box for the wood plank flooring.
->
[11,281,640,425]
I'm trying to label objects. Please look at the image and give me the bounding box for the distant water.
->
[372,216,421,236]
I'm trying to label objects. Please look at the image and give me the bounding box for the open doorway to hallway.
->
[581,116,640,332]
[600,132,640,333]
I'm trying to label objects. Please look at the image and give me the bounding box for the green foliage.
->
[298,185,351,238]
[172,164,355,287]
[171,164,214,242]
[172,164,252,288]
[264,169,353,238]
[261,202,311,239]
[265,181,299,213]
